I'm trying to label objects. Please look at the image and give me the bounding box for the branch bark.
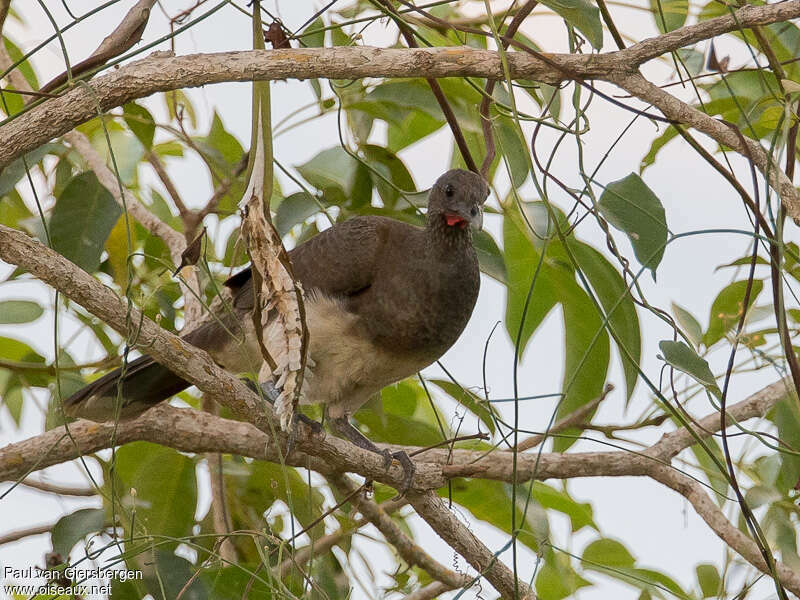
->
[2,1,799,220]
[0,376,797,594]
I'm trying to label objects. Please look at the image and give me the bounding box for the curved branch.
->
[2,1,798,169]
[0,376,797,594]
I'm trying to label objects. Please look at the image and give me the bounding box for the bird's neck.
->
[426,213,473,254]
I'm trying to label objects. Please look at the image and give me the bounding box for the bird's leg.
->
[241,379,323,433]
[327,414,416,497]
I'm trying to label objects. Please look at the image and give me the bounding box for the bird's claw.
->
[296,412,323,435]
[381,449,416,499]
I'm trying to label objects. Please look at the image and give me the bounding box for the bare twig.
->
[0,524,54,546]
[330,473,472,591]
[147,150,201,236]
[39,0,157,95]
[373,0,478,173]
[20,478,96,497]
[402,581,455,600]
[515,383,613,451]
[2,2,798,216]
[276,497,408,577]
[0,377,797,593]
[408,490,534,600]
[202,397,236,564]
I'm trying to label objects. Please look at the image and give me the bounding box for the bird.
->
[64,169,489,493]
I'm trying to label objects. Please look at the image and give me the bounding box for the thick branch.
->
[62,131,203,323]
[1,376,797,594]
[408,491,534,600]
[330,474,472,592]
[609,71,800,222]
[2,1,798,170]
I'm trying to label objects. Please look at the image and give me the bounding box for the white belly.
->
[212,293,429,419]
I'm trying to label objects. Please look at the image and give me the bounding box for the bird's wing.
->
[222,215,393,303]
[287,216,392,298]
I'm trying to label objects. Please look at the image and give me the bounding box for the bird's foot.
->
[386,449,416,499]
[286,411,324,457]
[328,414,416,497]
[296,411,323,435]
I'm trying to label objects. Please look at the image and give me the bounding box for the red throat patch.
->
[444,214,468,228]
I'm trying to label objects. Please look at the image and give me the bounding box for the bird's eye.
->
[470,206,478,217]
[445,184,454,197]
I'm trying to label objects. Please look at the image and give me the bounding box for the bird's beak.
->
[470,207,483,231]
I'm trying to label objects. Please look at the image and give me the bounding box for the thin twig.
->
[515,383,614,451]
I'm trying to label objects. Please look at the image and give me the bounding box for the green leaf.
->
[540,0,603,49]
[640,125,678,172]
[495,117,530,187]
[443,479,542,552]
[658,340,721,397]
[570,242,641,402]
[152,140,184,157]
[51,508,105,558]
[671,302,703,348]
[275,192,321,236]
[430,379,496,434]
[0,143,63,197]
[650,0,688,32]
[204,111,245,165]
[688,436,728,505]
[236,461,327,540]
[122,102,156,150]
[556,283,610,451]
[503,204,560,355]
[695,564,721,598]
[582,538,636,568]
[0,335,45,362]
[111,442,197,545]
[300,16,325,47]
[362,144,415,209]
[598,173,668,277]
[0,300,43,324]
[536,553,592,600]
[473,229,506,283]
[3,385,23,425]
[296,146,362,198]
[356,383,445,448]
[531,482,596,532]
[772,391,800,492]
[503,204,610,450]
[92,129,145,187]
[703,279,764,347]
[677,48,705,76]
[164,89,197,128]
[50,172,122,272]
[0,189,32,228]
[3,37,35,86]
[147,551,208,600]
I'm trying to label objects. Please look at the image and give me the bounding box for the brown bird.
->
[65,169,489,492]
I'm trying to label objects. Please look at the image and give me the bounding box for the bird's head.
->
[428,169,489,232]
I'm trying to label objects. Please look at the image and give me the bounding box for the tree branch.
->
[19,478,96,497]
[2,1,797,165]
[408,490,534,600]
[330,473,472,592]
[608,71,800,223]
[0,375,796,593]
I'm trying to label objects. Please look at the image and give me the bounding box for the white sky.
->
[1,1,797,599]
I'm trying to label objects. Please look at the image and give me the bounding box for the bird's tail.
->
[64,355,190,422]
